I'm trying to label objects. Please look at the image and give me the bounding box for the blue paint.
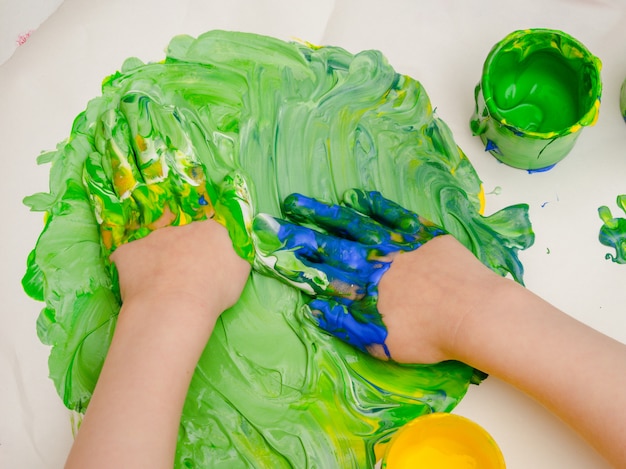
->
[309,298,389,355]
[527,163,556,174]
[485,139,499,153]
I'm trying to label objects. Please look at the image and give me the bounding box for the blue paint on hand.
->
[252,189,445,358]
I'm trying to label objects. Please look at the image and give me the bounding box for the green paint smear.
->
[22,31,534,467]
[599,195,626,263]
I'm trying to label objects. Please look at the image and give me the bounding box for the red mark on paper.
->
[16,30,33,46]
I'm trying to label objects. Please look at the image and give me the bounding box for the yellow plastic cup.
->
[381,413,506,468]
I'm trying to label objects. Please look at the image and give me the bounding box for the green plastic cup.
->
[470,29,602,171]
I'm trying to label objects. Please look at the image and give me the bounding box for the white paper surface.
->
[1,0,625,467]
[0,0,65,65]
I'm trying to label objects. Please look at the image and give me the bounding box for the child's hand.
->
[251,189,445,359]
[82,90,253,261]
[111,219,250,322]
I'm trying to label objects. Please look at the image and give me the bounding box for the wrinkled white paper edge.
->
[0,0,65,65]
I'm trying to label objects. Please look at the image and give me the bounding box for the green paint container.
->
[470,29,602,171]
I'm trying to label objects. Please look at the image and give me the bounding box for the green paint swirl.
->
[22,31,534,467]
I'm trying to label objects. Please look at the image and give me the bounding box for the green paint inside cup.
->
[470,29,602,170]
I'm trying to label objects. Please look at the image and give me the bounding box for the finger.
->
[342,189,419,232]
[283,193,393,246]
[140,100,217,221]
[343,189,446,244]
[252,213,329,296]
[308,298,389,356]
[94,109,142,200]
[119,91,205,228]
[254,213,376,273]
[213,172,254,262]
[83,151,137,253]
[123,93,217,225]
[114,91,179,228]
[127,183,178,229]
[252,214,370,298]
[119,92,168,184]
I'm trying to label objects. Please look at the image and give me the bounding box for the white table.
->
[2,1,625,467]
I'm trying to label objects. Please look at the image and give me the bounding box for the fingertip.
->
[342,189,382,218]
[283,193,328,225]
[252,212,278,231]
[307,298,333,327]
[346,189,428,234]
[341,188,367,209]
[282,192,305,213]
[308,298,325,316]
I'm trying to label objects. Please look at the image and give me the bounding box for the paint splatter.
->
[22,31,534,467]
[599,195,626,263]
[540,194,560,208]
[16,30,33,46]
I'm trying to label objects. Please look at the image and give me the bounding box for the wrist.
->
[116,293,222,353]
[112,220,251,317]
[378,235,511,364]
[442,274,520,363]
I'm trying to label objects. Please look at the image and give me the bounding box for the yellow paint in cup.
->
[381,413,505,468]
